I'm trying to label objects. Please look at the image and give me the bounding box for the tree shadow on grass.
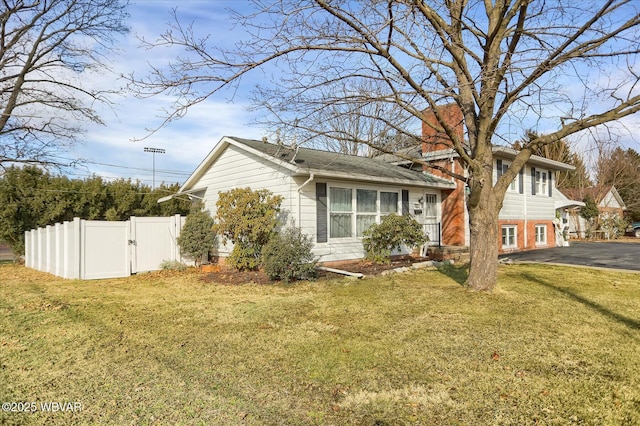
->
[522,272,640,332]
[436,263,469,286]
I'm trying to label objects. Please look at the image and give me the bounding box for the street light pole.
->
[143,147,166,189]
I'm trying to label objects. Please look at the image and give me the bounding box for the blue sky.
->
[67,1,266,186]
[66,1,640,186]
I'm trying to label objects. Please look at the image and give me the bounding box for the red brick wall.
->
[440,159,467,246]
[422,104,467,246]
[422,103,464,153]
[497,219,556,253]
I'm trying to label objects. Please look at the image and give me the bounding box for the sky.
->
[66,1,267,187]
[63,1,640,187]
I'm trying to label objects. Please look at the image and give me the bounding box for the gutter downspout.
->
[523,178,528,249]
[297,174,315,229]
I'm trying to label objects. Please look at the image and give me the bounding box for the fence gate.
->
[81,220,131,280]
[129,216,182,274]
[25,215,187,280]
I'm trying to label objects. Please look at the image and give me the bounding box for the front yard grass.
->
[1,264,639,425]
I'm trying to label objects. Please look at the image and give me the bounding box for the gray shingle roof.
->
[231,137,454,188]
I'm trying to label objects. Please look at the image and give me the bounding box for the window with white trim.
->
[535,224,547,245]
[330,187,352,238]
[535,170,548,195]
[329,186,400,239]
[502,162,518,192]
[497,160,519,192]
[356,189,377,237]
[501,225,517,248]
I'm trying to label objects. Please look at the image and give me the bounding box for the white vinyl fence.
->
[25,215,191,280]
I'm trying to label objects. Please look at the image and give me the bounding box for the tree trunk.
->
[466,187,501,291]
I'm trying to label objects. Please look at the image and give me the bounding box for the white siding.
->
[189,144,446,262]
[197,145,296,256]
[600,191,623,210]
[302,180,430,262]
[497,164,556,221]
[294,175,318,241]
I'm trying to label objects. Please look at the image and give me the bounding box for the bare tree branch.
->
[130,0,640,290]
[0,0,129,168]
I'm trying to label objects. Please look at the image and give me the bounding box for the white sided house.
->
[408,103,580,253]
[559,185,626,239]
[162,136,456,262]
[386,144,579,252]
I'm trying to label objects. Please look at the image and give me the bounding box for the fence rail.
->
[25,215,190,280]
[423,222,442,248]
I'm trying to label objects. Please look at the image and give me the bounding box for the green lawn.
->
[1,263,639,425]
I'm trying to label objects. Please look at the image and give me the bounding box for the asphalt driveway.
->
[499,241,640,271]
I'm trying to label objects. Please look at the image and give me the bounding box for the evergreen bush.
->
[176,207,216,266]
[213,188,283,271]
[362,214,426,264]
[262,227,318,283]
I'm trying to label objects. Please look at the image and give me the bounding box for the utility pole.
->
[144,147,165,189]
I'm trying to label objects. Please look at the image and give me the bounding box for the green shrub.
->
[580,195,600,221]
[600,215,628,239]
[362,214,426,264]
[213,188,284,271]
[262,227,318,283]
[177,208,216,266]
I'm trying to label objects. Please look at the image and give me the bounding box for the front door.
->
[422,193,440,245]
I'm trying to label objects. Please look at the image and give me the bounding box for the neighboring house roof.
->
[421,146,576,171]
[553,188,586,210]
[560,186,627,210]
[161,136,456,202]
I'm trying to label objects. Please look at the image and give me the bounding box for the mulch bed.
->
[200,256,427,285]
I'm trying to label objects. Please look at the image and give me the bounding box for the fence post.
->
[63,221,70,279]
[39,227,46,272]
[173,214,182,262]
[129,217,136,275]
[62,218,81,279]
[47,225,57,274]
[79,219,86,280]
[34,228,40,271]
[24,230,30,267]
[55,223,63,277]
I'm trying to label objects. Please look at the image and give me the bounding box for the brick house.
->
[416,104,576,253]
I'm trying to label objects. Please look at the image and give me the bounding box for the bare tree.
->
[515,132,593,189]
[255,80,415,157]
[596,146,640,221]
[131,1,640,291]
[0,0,129,169]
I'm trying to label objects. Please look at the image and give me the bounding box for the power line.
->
[63,172,184,186]
[53,156,193,176]
[85,160,191,176]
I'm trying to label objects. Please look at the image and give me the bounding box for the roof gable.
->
[559,185,626,209]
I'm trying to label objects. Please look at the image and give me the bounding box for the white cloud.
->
[66,0,640,187]
[64,1,266,185]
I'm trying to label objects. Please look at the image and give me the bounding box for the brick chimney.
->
[422,103,467,247]
[422,103,464,154]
